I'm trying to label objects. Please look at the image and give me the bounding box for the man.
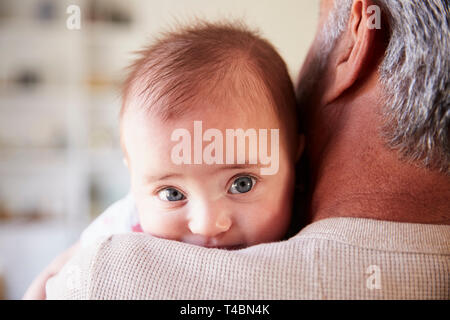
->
[45,0,449,299]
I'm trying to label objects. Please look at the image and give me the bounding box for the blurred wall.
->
[0,0,319,299]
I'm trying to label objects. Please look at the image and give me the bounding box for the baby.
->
[25,20,304,299]
[80,21,304,249]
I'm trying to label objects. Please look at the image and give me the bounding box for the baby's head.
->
[120,21,303,249]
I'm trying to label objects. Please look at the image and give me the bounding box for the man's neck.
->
[307,95,450,225]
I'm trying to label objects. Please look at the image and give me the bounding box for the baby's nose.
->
[188,207,232,238]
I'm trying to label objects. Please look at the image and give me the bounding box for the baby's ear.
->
[296,134,305,162]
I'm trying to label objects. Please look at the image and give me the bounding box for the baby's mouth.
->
[181,235,246,250]
[205,244,245,250]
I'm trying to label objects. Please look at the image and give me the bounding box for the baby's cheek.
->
[242,202,291,244]
[138,207,185,240]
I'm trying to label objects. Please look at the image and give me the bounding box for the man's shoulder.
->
[47,218,450,299]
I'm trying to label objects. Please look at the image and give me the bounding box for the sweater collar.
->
[296,217,450,254]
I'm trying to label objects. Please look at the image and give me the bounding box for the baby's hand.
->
[23,241,80,300]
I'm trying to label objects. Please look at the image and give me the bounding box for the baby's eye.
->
[157,188,186,201]
[228,176,256,194]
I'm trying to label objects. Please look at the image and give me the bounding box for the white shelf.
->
[0,148,67,160]
[0,0,135,299]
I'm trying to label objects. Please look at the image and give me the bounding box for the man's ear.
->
[323,0,377,104]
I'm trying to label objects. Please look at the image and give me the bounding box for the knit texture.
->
[46,217,450,299]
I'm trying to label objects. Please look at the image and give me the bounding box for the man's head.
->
[297,0,449,174]
[120,21,303,248]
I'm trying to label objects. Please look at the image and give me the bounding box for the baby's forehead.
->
[124,90,281,132]
[122,101,287,177]
[121,97,285,161]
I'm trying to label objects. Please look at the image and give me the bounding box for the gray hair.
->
[318,0,450,174]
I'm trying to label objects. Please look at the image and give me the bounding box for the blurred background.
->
[0,0,318,299]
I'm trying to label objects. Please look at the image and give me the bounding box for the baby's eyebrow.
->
[215,164,261,171]
[207,164,263,175]
[144,164,261,183]
[144,173,183,183]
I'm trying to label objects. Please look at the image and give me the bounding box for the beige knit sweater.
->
[46,217,450,299]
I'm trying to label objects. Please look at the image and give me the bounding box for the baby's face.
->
[122,100,299,249]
